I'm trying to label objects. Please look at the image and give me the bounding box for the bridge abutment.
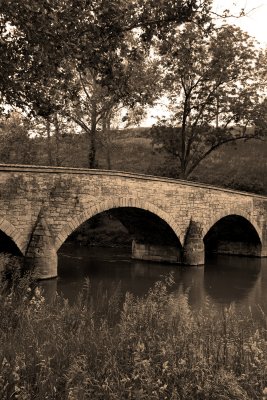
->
[25,245,57,280]
[25,216,58,279]
[183,220,205,266]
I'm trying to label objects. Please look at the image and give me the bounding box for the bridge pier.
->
[131,221,205,267]
[25,215,57,279]
[183,220,205,266]
[25,244,57,280]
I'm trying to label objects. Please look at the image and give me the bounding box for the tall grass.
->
[0,268,266,399]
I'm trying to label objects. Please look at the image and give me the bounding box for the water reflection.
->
[204,255,261,304]
[39,244,267,316]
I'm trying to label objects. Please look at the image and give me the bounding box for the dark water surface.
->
[41,244,267,316]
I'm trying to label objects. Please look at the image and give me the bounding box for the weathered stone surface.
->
[0,164,265,278]
[132,241,181,263]
[183,220,205,265]
[215,240,261,257]
[25,212,57,279]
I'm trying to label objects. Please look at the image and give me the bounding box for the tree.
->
[0,0,211,115]
[0,113,36,164]
[63,52,160,168]
[1,1,213,169]
[30,113,76,166]
[151,22,264,179]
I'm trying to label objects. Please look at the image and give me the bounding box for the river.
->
[38,243,267,319]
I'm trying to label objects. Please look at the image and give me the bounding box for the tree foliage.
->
[1,0,266,185]
[0,0,211,167]
[63,55,160,167]
[0,113,36,163]
[151,22,265,178]
[0,0,210,114]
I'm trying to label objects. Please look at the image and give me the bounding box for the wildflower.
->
[12,370,20,383]
[2,358,10,372]
[141,359,150,368]
[160,384,168,392]
[162,361,169,372]
[34,287,41,298]
[136,341,145,352]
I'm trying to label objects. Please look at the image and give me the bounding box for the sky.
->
[143,0,267,126]
[213,0,267,46]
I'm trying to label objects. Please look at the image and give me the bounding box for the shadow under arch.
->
[55,197,183,251]
[202,211,262,244]
[204,214,262,257]
[0,219,24,255]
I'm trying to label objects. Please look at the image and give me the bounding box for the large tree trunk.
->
[54,113,60,166]
[179,168,187,180]
[87,103,97,168]
[180,94,189,180]
[87,131,96,168]
[102,115,112,170]
[46,117,53,165]
[88,104,97,168]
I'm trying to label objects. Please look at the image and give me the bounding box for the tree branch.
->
[78,70,92,103]
[69,114,91,134]
[186,134,261,177]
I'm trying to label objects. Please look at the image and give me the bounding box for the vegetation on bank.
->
[0,256,267,400]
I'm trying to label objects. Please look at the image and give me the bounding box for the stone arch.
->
[202,211,262,244]
[203,212,262,257]
[54,197,183,251]
[0,218,25,255]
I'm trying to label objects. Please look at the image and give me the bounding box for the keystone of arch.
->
[202,210,263,243]
[0,218,25,255]
[54,197,183,251]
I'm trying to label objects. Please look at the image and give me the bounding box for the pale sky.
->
[143,0,267,126]
[213,0,267,45]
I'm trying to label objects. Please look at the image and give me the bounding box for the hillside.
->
[1,127,266,195]
[96,130,266,195]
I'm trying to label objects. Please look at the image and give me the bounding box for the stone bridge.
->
[0,164,266,279]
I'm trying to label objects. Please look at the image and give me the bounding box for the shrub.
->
[0,275,266,399]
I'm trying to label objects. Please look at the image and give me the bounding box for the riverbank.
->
[0,270,266,399]
[67,212,133,247]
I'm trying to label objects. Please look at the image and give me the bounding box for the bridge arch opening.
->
[58,206,183,267]
[204,215,262,257]
[0,230,22,256]
[0,229,23,275]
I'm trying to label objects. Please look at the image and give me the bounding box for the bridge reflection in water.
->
[39,245,267,317]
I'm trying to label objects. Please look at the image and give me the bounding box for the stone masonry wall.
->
[0,165,266,277]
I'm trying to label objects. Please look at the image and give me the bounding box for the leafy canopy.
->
[151,22,264,178]
[0,0,212,114]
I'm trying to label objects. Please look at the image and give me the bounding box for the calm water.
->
[40,244,267,315]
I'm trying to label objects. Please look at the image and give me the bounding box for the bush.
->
[0,274,266,399]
